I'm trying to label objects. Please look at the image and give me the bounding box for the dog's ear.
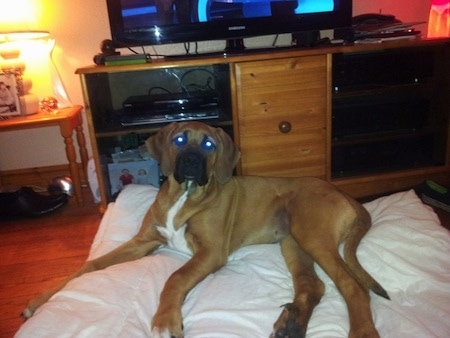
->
[145,122,178,177]
[214,127,241,184]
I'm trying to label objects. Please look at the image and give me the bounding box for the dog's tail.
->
[344,209,390,300]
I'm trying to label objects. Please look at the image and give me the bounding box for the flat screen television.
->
[106,0,352,53]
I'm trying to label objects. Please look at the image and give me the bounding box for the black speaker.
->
[292,31,321,47]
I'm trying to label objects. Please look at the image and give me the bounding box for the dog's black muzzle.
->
[174,148,209,186]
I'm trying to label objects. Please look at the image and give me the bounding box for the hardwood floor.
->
[0,188,100,338]
[0,186,448,337]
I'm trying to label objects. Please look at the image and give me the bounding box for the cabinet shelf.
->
[332,81,434,99]
[93,117,233,138]
[332,127,440,145]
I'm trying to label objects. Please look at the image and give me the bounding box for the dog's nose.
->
[175,149,208,185]
[182,151,201,168]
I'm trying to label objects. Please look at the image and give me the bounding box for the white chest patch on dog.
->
[156,189,192,255]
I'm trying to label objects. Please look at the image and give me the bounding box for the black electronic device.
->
[120,92,221,126]
[123,92,219,113]
[351,13,424,42]
[105,0,352,54]
[352,13,397,26]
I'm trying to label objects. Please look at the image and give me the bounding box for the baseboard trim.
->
[0,164,87,189]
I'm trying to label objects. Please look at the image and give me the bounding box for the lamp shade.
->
[428,0,450,37]
[0,1,72,113]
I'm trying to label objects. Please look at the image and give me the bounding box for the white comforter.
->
[16,185,450,337]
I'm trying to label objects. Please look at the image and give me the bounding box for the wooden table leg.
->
[76,124,89,182]
[62,133,84,206]
[58,108,87,207]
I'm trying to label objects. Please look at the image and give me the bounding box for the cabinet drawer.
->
[236,55,327,130]
[235,55,328,177]
[239,127,326,177]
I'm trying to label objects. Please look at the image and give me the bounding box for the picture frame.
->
[0,68,23,117]
[107,159,160,196]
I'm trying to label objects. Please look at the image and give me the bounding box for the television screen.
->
[107,0,352,49]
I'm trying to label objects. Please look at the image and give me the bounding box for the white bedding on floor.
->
[16,184,450,338]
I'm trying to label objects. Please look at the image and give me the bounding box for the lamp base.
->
[19,94,39,115]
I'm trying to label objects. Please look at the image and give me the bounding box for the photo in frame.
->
[107,159,160,196]
[0,69,23,117]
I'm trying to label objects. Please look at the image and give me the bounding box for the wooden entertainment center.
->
[77,38,450,211]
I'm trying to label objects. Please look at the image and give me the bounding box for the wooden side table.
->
[0,105,89,206]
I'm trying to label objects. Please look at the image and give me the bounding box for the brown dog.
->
[24,121,388,337]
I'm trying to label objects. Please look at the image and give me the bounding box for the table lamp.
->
[428,0,450,37]
[0,0,71,117]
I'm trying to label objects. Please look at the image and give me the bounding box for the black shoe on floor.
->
[0,187,68,219]
[420,180,450,213]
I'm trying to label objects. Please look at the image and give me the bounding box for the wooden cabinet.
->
[234,55,329,178]
[77,38,450,210]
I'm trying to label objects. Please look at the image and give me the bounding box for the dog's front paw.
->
[151,327,178,338]
[151,325,183,338]
[152,309,184,338]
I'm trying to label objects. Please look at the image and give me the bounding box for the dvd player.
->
[120,91,220,126]
[122,91,219,114]
[120,109,219,126]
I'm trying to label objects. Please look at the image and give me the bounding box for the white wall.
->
[0,0,431,171]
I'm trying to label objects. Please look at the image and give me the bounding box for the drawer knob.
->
[279,121,292,133]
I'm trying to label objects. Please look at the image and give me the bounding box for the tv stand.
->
[77,38,450,211]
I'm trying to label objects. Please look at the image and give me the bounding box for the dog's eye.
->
[173,133,188,147]
[201,136,216,151]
